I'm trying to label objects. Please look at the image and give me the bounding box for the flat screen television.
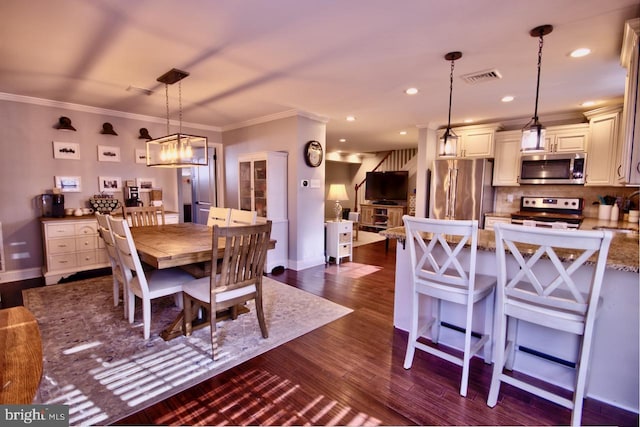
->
[365,171,409,204]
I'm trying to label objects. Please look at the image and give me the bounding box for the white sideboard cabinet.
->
[41,217,109,285]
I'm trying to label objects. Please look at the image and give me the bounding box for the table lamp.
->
[327,184,349,222]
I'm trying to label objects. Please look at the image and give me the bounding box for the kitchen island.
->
[381,221,639,413]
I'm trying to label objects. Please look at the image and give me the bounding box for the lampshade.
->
[146,68,208,168]
[521,25,553,151]
[327,184,349,201]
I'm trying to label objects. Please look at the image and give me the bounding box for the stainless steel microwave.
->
[518,152,586,185]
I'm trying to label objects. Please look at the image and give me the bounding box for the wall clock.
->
[304,140,323,167]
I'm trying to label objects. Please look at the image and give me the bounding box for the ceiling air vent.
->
[460,69,502,84]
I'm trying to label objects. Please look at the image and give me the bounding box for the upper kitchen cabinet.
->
[437,123,501,158]
[617,18,640,185]
[584,106,621,186]
[543,123,589,153]
[493,130,521,186]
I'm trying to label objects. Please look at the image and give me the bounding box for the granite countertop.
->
[381,218,640,273]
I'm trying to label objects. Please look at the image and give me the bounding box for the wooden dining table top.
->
[130,222,275,269]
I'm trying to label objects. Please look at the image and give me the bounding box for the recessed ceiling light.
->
[570,48,591,58]
[501,95,514,102]
[463,119,474,123]
[346,116,356,122]
[405,88,418,95]
[581,100,597,107]
[339,138,347,142]
[399,131,407,135]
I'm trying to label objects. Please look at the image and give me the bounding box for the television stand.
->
[360,203,406,231]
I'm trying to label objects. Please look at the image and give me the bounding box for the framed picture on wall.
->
[97,145,121,162]
[134,148,147,164]
[98,176,122,192]
[54,176,82,192]
[136,177,156,191]
[52,141,80,160]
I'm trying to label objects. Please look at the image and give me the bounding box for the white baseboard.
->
[0,267,42,284]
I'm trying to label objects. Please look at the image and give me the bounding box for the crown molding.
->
[0,92,222,132]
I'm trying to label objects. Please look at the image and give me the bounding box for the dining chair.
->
[488,223,613,427]
[402,215,496,397]
[229,208,257,226]
[122,205,165,227]
[182,221,272,360]
[95,212,126,315]
[207,206,231,227]
[107,216,195,339]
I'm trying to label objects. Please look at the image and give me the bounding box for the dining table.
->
[130,222,276,340]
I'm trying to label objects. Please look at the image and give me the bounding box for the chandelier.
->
[439,52,462,156]
[521,25,553,151]
[146,68,208,168]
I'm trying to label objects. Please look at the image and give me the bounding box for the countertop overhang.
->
[381,218,639,273]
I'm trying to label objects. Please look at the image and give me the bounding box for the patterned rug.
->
[23,276,352,426]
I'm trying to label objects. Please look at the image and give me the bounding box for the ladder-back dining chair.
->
[182,221,272,360]
[122,205,165,227]
[207,206,231,227]
[107,216,195,339]
[95,212,126,315]
[402,215,496,397]
[488,223,613,427]
[229,208,257,226]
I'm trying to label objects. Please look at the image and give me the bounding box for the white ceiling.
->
[1,0,638,154]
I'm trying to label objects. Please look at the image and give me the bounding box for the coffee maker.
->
[124,183,142,207]
[40,193,65,217]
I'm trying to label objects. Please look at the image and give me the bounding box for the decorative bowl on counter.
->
[89,197,120,214]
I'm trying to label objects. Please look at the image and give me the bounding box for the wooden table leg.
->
[160,304,250,341]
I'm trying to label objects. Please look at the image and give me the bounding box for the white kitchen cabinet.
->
[238,151,288,273]
[437,124,501,158]
[544,123,589,153]
[493,130,521,186]
[617,18,640,185]
[484,215,511,230]
[41,217,109,285]
[325,220,352,264]
[584,106,622,186]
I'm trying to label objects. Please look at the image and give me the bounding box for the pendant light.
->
[521,25,553,151]
[146,68,208,168]
[439,52,462,156]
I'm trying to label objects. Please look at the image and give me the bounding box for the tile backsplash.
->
[495,185,640,218]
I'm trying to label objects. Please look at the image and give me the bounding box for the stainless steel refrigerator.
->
[431,158,495,228]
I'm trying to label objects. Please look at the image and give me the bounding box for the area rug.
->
[23,276,352,426]
[352,230,387,248]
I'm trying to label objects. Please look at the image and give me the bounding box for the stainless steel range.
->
[511,196,584,229]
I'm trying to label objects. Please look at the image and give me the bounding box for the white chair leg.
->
[487,312,507,407]
[459,303,474,397]
[113,277,119,307]
[403,291,419,369]
[128,290,136,324]
[482,289,495,363]
[431,298,441,344]
[142,298,151,340]
[505,318,518,371]
[173,292,183,309]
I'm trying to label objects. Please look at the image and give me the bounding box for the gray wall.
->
[0,96,221,281]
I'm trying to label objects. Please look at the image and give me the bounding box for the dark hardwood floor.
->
[3,239,638,426]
